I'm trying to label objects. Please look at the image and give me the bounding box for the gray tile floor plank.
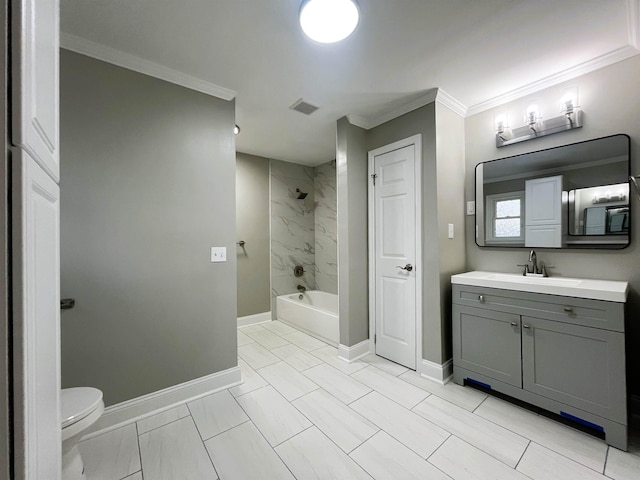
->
[138,417,217,480]
[206,422,294,480]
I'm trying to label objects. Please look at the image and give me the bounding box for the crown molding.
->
[347,89,439,130]
[345,114,370,129]
[466,45,640,116]
[435,89,467,117]
[629,0,640,48]
[60,33,237,101]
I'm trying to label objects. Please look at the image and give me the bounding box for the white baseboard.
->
[338,340,370,363]
[237,311,271,327]
[417,358,453,385]
[83,366,242,440]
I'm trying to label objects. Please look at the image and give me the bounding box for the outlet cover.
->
[211,247,227,263]
[466,201,476,215]
[448,223,454,239]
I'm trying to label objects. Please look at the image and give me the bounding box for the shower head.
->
[296,188,308,200]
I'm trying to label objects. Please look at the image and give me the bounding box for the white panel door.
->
[12,150,61,480]
[11,0,60,182]
[373,145,417,369]
[525,175,562,247]
[525,175,562,225]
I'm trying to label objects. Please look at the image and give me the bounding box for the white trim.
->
[435,89,468,117]
[237,311,271,327]
[83,366,241,440]
[417,359,453,385]
[355,91,438,130]
[466,45,640,116]
[60,33,237,101]
[345,114,370,130]
[338,340,370,363]
[628,0,640,49]
[368,134,423,371]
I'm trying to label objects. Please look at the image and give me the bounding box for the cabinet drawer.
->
[452,285,624,332]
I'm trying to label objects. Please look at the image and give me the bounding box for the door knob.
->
[396,264,413,272]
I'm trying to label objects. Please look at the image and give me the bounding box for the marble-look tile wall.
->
[314,161,338,294]
[270,160,316,316]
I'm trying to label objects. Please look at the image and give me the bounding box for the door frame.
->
[367,134,422,366]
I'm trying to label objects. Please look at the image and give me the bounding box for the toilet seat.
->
[62,387,103,429]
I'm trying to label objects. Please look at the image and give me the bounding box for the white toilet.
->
[61,387,104,480]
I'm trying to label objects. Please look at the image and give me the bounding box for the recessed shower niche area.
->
[235,153,337,340]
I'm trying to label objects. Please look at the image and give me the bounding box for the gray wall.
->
[60,51,237,406]
[434,102,467,362]
[337,118,369,346]
[236,153,271,317]
[314,161,338,294]
[270,159,315,316]
[0,1,9,475]
[464,55,640,397]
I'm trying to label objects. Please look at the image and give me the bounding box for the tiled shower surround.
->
[270,160,337,316]
[313,161,337,295]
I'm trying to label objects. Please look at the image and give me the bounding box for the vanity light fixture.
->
[525,104,540,132]
[496,95,583,148]
[495,113,510,141]
[299,0,360,43]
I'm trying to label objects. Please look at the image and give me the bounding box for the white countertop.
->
[451,271,628,302]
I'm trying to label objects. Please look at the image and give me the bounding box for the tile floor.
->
[78,321,640,480]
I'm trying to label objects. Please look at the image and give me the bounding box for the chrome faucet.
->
[528,250,538,275]
[297,284,306,293]
[517,249,553,277]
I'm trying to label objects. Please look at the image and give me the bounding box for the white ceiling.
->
[60,0,639,166]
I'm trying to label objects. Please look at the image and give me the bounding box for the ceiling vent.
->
[290,98,319,115]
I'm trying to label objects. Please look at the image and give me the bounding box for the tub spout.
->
[297,285,306,293]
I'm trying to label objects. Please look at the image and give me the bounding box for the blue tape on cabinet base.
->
[466,378,492,390]
[560,411,604,432]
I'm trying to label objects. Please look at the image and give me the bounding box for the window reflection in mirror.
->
[475,134,630,249]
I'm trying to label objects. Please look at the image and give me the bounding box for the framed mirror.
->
[476,134,630,249]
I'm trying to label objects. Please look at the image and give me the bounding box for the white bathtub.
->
[276,291,338,346]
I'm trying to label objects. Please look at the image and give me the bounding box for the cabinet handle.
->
[563,306,574,313]
[523,324,531,329]
[510,322,518,327]
[478,295,485,303]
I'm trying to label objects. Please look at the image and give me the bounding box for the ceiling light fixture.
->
[299,0,360,44]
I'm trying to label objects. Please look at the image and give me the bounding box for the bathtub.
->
[276,291,339,346]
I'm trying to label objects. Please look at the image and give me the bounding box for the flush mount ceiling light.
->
[299,0,360,43]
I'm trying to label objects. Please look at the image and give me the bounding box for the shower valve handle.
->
[396,264,413,272]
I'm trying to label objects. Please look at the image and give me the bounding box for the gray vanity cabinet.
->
[452,284,627,450]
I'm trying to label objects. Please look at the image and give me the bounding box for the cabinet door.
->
[11,0,60,182]
[453,305,522,387]
[12,150,61,480]
[522,316,626,424]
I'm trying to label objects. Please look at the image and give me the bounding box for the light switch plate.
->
[466,201,476,215]
[448,223,454,239]
[211,247,227,262]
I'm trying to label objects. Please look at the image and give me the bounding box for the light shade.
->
[299,0,360,44]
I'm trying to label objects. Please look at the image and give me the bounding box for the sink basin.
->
[484,273,583,287]
[451,271,628,302]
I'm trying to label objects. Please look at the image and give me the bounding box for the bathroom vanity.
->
[451,271,629,450]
